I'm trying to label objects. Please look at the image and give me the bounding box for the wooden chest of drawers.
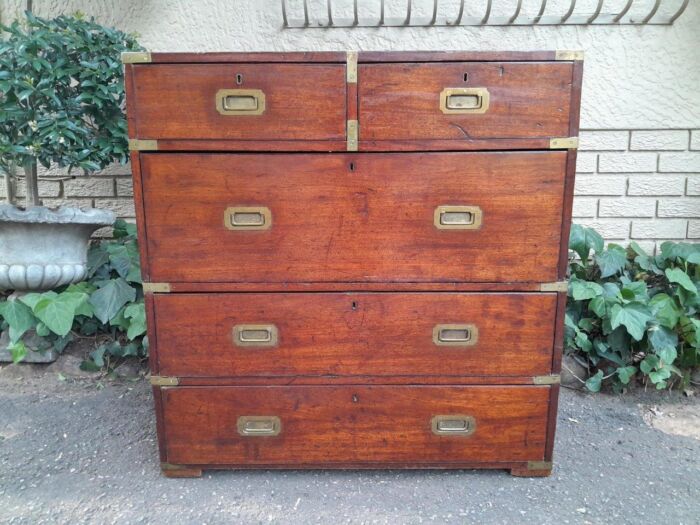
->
[123,50,582,478]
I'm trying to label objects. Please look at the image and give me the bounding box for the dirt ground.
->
[1,353,699,525]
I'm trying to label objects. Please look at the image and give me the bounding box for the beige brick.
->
[92,162,131,177]
[686,175,700,196]
[93,198,135,217]
[657,198,700,218]
[579,131,628,151]
[631,220,688,239]
[627,175,685,196]
[574,175,627,196]
[37,164,72,178]
[659,153,700,173]
[576,219,630,239]
[598,198,656,218]
[598,153,657,173]
[64,178,115,197]
[116,178,134,197]
[630,130,688,151]
[688,220,700,238]
[572,197,598,218]
[41,199,93,210]
[575,152,597,173]
[690,131,700,151]
[13,179,62,198]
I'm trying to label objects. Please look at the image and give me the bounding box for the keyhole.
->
[463,72,469,82]
[236,73,243,85]
[351,301,358,310]
[349,161,355,172]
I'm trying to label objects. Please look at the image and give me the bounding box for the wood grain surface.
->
[140,151,567,283]
[161,385,550,466]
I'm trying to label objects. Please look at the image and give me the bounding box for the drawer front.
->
[162,385,549,466]
[359,62,573,142]
[153,292,556,378]
[130,64,346,141]
[141,151,566,283]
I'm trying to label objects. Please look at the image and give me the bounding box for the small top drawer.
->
[358,62,574,147]
[128,63,346,144]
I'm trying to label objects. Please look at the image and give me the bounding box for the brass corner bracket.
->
[128,139,159,151]
[346,51,358,83]
[549,137,579,150]
[347,120,358,152]
[142,282,171,293]
[121,51,152,64]
[540,281,569,293]
[555,50,584,61]
[527,460,553,470]
[533,375,561,385]
[150,376,179,386]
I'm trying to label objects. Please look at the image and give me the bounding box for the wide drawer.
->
[153,292,556,378]
[161,385,549,466]
[359,62,573,143]
[140,151,567,283]
[129,64,346,142]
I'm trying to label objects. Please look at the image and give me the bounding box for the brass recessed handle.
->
[440,87,489,114]
[432,324,478,347]
[216,89,266,115]
[233,324,278,347]
[434,205,482,230]
[237,416,281,436]
[431,415,476,436]
[224,206,271,231]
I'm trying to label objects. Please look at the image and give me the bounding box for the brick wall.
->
[574,129,700,253]
[2,129,699,248]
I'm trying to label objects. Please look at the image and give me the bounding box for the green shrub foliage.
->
[0,12,141,176]
[567,224,700,391]
[0,220,146,368]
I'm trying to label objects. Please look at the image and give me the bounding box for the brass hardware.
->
[143,282,171,293]
[224,206,272,231]
[121,51,152,64]
[233,324,278,348]
[216,89,266,116]
[540,281,569,292]
[347,119,358,152]
[237,416,281,436]
[434,205,483,230]
[127,139,158,151]
[555,50,584,61]
[440,87,490,114]
[161,462,186,471]
[432,324,479,347]
[150,376,179,386]
[527,460,553,470]
[549,137,579,149]
[346,51,358,83]
[533,375,561,385]
[431,415,476,436]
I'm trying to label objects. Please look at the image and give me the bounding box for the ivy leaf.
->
[569,224,604,262]
[647,325,679,364]
[616,366,636,385]
[649,293,681,329]
[89,278,136,324]
[570,280,603,301]
[621,282,649,303]
[585,370,604,392]
[595,244,627,278]
[32,294,81,336]
[610,303,653,341]
[589,296,606,317]
[0,299,36,343]
[8,341,28,364]
[665,268,697,294]
[124,302,146,340]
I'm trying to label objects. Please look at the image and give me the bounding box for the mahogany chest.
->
[123,50,582,477]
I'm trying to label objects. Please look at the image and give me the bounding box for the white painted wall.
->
[2,0,699,247]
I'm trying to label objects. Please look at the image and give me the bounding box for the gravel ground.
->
[1,363,699,525]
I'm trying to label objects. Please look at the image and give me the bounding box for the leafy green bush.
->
[0,220,146,367]
[566,224,700,392]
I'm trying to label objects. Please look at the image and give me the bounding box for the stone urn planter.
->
[0,204,115,291]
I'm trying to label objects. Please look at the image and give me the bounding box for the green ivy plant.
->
[566,224,700,392]
[0,11,141,206]
[0,220,147,368]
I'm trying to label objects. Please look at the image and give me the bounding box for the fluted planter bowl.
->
[0,205,115,291]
